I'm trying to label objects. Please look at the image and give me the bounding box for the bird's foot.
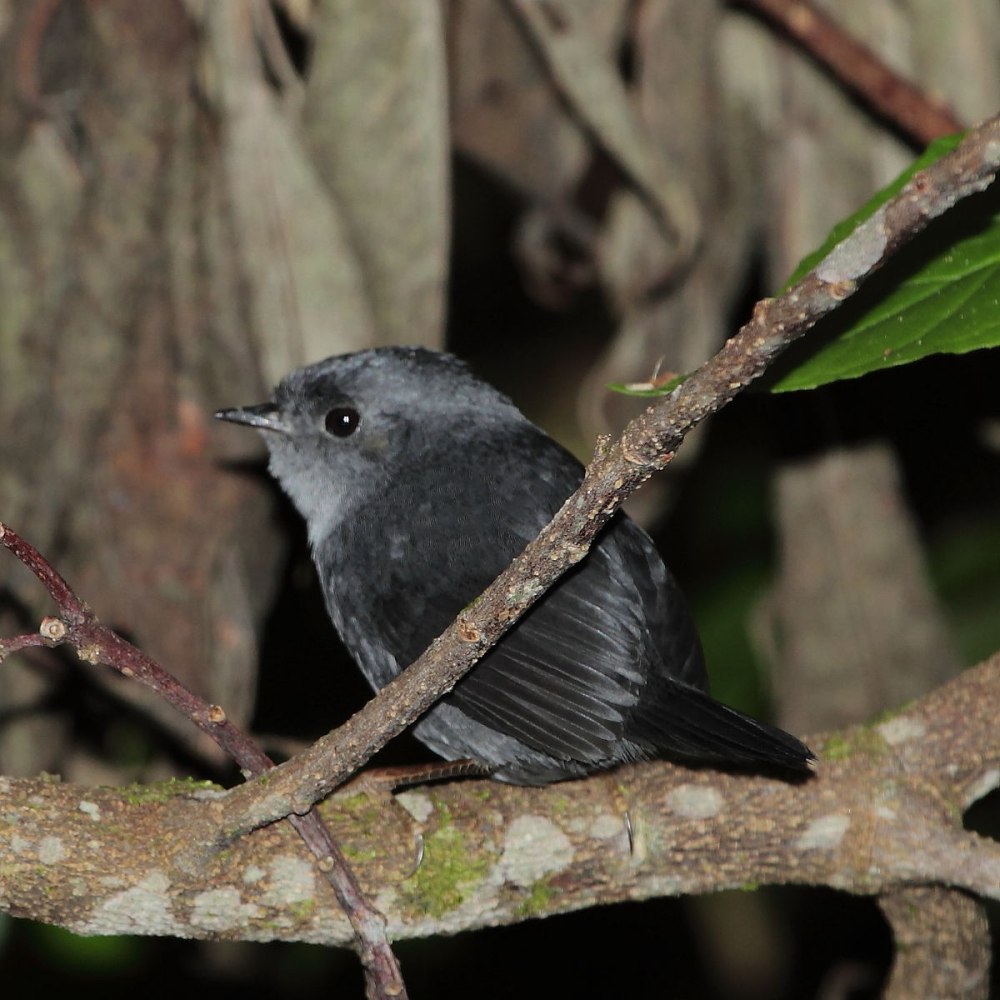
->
[334,759,494,797]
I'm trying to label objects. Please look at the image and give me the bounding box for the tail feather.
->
[629,680,815,772]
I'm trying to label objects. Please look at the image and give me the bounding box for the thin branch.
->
[219,110,1000,835]
[735,0,965,146]
[0,631,52,659]
[0,523,406,1000]
[0,526,271,769]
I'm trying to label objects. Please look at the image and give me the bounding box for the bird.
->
[216,346,814,784]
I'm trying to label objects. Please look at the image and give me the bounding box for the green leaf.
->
[771,133,1000,392]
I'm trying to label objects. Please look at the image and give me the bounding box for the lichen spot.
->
[796,813,850,851]
[877,716,925,746]
[78,800,101,821]
[396,790,434,824]
[78,871,180,937]
[38,836,66,864]
[11,835,32,856]
[242,865,266,884]
[262,856,316,906]
[190,886,260,931]
[588,814,623,840]
[500,815,573,886]
[666,784,723,820]
[816,204,888,283]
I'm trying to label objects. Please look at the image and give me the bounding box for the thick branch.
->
[2,652,998,944]
[219,110,1000,834]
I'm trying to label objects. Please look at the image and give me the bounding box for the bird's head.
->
[216,346,522,545]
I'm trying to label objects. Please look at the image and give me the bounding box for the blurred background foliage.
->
[1,1,999,997]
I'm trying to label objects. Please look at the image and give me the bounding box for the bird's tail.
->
[630,680,815,773]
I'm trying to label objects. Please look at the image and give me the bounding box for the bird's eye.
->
[325,406,361,437]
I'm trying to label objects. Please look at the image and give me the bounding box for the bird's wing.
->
[444,533,651,761]
[355,428,699,765]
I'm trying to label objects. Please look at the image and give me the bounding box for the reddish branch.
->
[737,0,965,145]
[0,524,406,1000]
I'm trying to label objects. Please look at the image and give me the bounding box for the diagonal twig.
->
[736,0,965,146]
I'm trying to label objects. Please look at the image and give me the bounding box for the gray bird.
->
[217,347,813,784]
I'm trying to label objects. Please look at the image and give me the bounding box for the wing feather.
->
[331,426,702,765]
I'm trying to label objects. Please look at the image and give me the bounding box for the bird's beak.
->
[215,402,290,434]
